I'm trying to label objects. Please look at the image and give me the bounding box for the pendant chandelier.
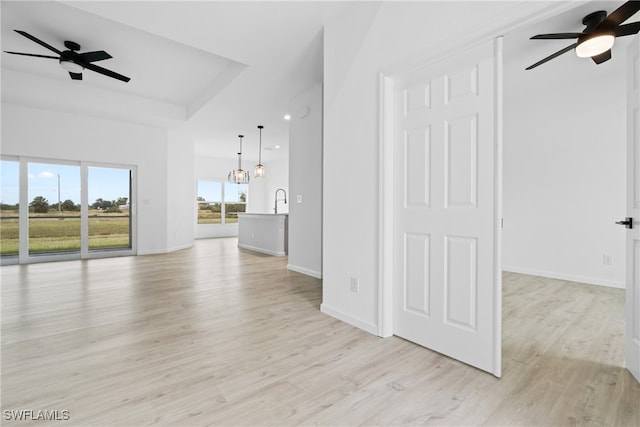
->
[255,125,265,179]
[228,134,249,184]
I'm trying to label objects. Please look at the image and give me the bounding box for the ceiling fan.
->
[4,30,130,82]
[526,1,640,70]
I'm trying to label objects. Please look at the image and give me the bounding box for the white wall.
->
[0,103,188,255]
[288,84,322,278]
[247,155,289,214]
[322,2,572,333]
[502,69,627,288]
[167,129,195,252]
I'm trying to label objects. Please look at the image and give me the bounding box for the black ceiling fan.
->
[526,1,640,70]
[4,30,130,82]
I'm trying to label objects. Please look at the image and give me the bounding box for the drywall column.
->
[167,129,195,251]
[287,84,323,278]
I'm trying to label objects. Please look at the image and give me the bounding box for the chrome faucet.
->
[274,188,287,214]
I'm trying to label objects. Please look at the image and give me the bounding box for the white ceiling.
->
[1,0,349,163]
[1,1,247,121]
[2,1,638,162]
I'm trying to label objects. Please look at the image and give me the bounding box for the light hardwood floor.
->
[1,238,638,426]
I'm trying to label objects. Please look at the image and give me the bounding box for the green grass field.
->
[0,214,130,255]
[197,210,239,224]
[1,209,241,256]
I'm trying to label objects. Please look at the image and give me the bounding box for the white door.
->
[392,38,502,377]
[625,36,640,383]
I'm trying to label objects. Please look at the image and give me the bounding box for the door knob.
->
[615,217,633,229]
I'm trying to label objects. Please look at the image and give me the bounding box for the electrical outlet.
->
[350,277,359,293]
[603,254,613,265]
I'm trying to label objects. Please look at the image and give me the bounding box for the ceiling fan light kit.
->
[59,59,83,73]
[576,33,615,57]
[526,1,640,70]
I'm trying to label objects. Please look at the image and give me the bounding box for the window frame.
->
[0,155,137,265]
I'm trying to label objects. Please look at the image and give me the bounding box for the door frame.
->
[375,1,630,376]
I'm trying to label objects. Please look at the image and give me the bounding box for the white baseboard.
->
[238,243,286,257]
[138,242,193,256]
[320,303,379,335]
[287,264,322,279]
[502,265,625,289]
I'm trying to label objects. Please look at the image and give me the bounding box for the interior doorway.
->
[377,0,636,381]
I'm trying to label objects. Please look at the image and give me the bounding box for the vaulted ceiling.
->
[1,1,349,162]
[2,1,638,162]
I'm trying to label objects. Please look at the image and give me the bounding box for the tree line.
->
[1,196,129,213]
[197,192,246,213]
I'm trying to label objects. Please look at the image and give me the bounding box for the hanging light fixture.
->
[228,134,249,184]
[255,125,265,178]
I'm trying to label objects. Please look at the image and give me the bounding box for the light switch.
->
[297,195,303,203]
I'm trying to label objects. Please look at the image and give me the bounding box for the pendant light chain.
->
[228,134,249,184]
[255,125,265,179]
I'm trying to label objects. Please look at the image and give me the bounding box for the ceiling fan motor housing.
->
[64,40,81,51]
[582,10,607,30]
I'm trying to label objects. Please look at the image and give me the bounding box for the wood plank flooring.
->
[1,238,638,426]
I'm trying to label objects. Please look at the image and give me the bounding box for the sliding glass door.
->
[88,166,132,251]
[0,156,136,265]
[27,162,81,256]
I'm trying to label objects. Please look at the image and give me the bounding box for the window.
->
[197,181,222,224]
[224,182,247,223]
[197,180,247,224]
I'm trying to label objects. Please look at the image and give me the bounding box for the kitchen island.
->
[237,213,288,256]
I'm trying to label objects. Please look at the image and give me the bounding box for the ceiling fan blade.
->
[592,49,612,64]
[601,1,640,27]
[84,62,130,82]
[14,30,61,55]
[530,32,583,40]
[78,50,112,63]
[69,72,82,80]
[4,51,59,59]
[615,21,640,36]
[525,43,577,70]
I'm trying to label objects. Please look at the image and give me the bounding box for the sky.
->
[198,180,247,203]
[1,160,248,206]
[1,160,130,205]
